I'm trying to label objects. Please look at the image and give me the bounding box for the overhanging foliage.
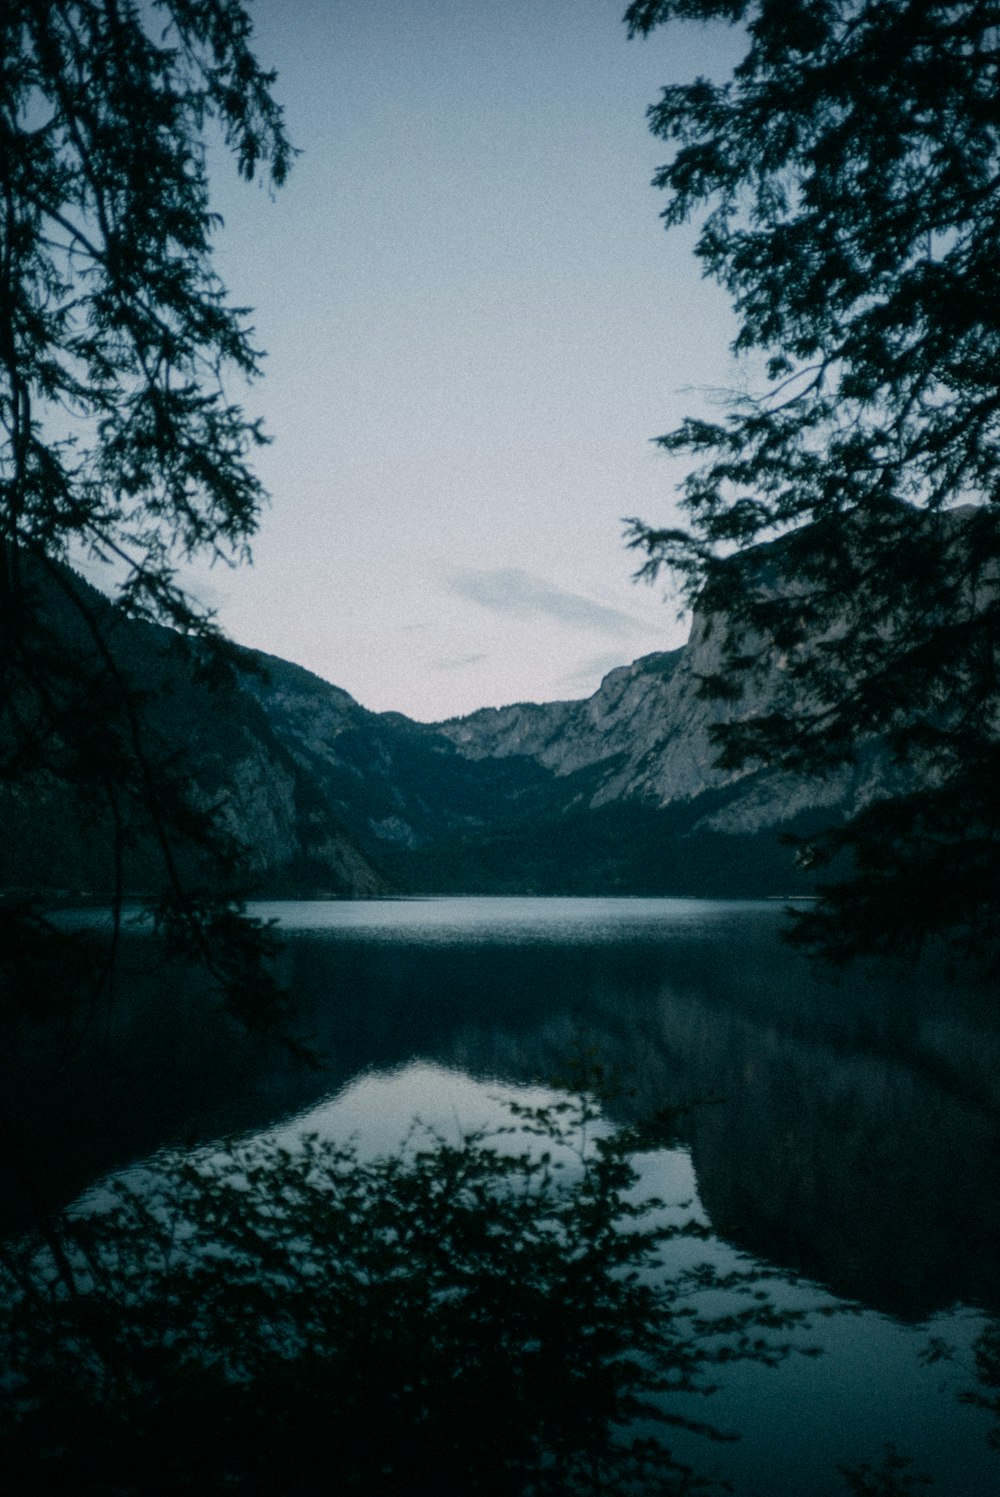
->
[624,0,1000,965]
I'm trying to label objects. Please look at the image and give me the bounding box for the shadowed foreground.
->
[0,1085,811,1496]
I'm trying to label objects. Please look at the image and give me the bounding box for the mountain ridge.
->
[237,608,849,897]
[11,546,900,900]
[0,560,390,900]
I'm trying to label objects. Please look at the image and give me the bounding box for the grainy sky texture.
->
[166,0,744,720]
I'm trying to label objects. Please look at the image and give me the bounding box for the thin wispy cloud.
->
[431,652,489,672]
[444,567,652,640]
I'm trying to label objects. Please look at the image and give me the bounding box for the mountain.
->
[238,593,887,897]
[10,547,900,901]
[0,561,388,900]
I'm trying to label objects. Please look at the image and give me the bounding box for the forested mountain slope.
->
[1,563,387,899]
[13,547,909,900]
[241,583,891,896]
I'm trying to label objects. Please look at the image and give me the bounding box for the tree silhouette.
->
[0,1,293,1023]
[0,1085,813,1495]
[625,0,1000,966]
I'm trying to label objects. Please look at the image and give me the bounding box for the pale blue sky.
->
[175,0,745,720]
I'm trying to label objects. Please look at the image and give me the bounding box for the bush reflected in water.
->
[0,1084,816,1496]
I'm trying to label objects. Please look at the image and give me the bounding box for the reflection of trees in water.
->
[3,921,1000,1492]
[643,988,1000,1321]
[3,923,998,1319]
[968,1324,1000,1451]
[366,938,1000,1323]
[839,1442,933,1495]
[0,1088,813,1496]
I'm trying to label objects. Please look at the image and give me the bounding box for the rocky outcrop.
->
[240,592,867,895]
[189,737,388,898]
[435,605,900,838]
[15,538,914,901]
[19,506,984,899]
[438,651,683,782]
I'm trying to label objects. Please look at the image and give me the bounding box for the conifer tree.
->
[0,1,292,1021]
[625,0,1000,965]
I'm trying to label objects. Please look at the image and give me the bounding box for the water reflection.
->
[274,900,1000,1322]
[3,897,999,1324]
[7,1081,789,1497]
[3,897,999,1494]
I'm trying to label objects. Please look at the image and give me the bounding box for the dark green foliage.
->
[624,2,1000,965]
[964,1321,1000,1451]
[0,1085,810,1495]
[0,3,297,1021]
[839,1443,933,1495]
[1,0,290,604]
[380,795,822,898]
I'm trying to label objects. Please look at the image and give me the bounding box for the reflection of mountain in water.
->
[3,902,997,1321]
[641,981,1000,1321]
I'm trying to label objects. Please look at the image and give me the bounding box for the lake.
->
[3,895,998,1494]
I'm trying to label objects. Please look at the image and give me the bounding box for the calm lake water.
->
[4,895,999,1494]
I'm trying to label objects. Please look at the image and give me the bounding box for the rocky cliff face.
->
[189,731,388,898]
[437,651,683,784]
[18,510,971,900]
[245,634,778,851]
[241,588,876,895]
[436,608,896,837]
[237,507,984,894]
[11,552,878,900]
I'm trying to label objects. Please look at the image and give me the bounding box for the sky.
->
[148,0,746,721]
